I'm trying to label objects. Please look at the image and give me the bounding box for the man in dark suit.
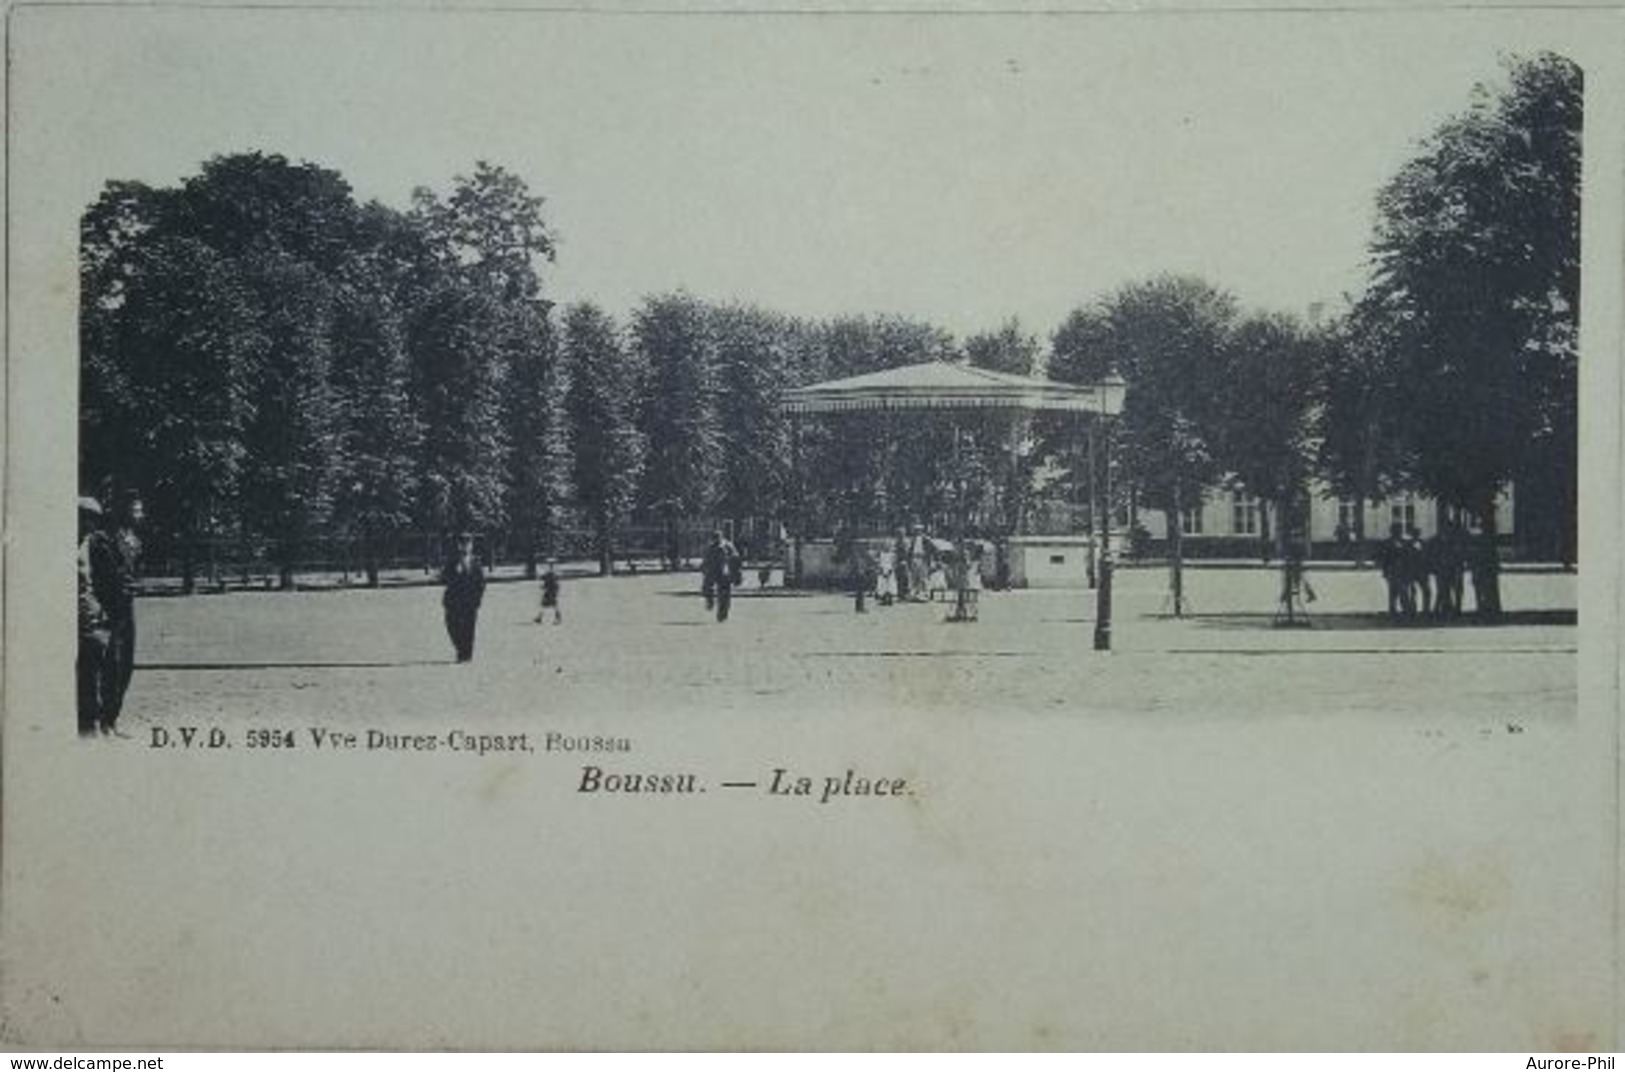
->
[101,491,144,726]
[1374,522,1412,619]
[77,498,114,736]
[700,530,740,623]
[441,532,487,662]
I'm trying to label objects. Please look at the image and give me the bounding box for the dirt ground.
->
[121,563,1577,729]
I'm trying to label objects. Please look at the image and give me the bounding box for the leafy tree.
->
[1107,276,1237,615]
[710,303,801,546]
[80,152,570,586]
[502,303,572,576]
[563,303,647,576]
[86,233,259,591]
[793,314,960,536]
[415,163,564,564]
[1315,302,1413,557]
[408,281,512,535]
[964,317,1040,376]
[81,180,173,493]
[176,152,362,278]
[813,313,957,381]
[410,162,555,302]
[177,156,364,586]
[1364,52,1581,601]
[328,281,422,586]
[235,252,344,589]
[634,293,723,567]
[1212,312,1322,560]
[1041,304,1117,540]
[961,318,1043,533]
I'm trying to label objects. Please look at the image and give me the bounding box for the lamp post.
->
[1092,372,1128,652]
[788,414,803,588]
[1086,420,1097,590]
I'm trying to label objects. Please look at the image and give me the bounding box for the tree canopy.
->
[81,52,1582,593]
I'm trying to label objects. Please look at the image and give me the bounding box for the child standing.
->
[536,560,563,624]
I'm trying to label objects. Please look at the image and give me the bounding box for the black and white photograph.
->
[5,1,1622,1052]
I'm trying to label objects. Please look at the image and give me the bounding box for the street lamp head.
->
[1098,371,1128,417]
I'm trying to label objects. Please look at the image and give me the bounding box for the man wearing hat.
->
[440,532,487,662]
[700,530,740,623]
[77,497,117,735]
[102,490,145,726]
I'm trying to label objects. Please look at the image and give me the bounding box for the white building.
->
[1132,483,1515,554]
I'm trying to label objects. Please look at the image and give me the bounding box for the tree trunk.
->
[1167,484,1185,618]
[275,532,297,590]
[359,526,379,588]
[597,509,614,577]
[1560,478,1577,571]
[1276,498,1291,618]
[1477,493,1503,617]
[664,508,681,572]
[1352,494,1367,566]
[182,542,197,595]
[1006,416,1024,537]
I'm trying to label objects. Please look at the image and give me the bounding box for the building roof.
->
[781,360,1115,415]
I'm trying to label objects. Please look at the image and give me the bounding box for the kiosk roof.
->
[781,360,1114,415]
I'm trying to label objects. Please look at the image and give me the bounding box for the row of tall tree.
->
[78,156,1012,585]
[1040,53,1579,614]
[82,155,566,588]
[81,52,1579,612]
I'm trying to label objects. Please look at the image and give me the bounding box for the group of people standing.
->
[1374,518,1500,620]
[868,526,984,615]
[77,493,142,737]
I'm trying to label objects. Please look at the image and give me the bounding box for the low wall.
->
[792,539,889,589]
[792,538,1001,590]
[793,536,1098,590]
[1007,536,1095,589]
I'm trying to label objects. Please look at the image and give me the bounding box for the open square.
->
[119,565,1577,729]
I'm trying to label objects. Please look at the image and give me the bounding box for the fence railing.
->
[135,523,795,590]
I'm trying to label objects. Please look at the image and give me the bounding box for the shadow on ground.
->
[1174,609,1576,631]
[137,660,451,671]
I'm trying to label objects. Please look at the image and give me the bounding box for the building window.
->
[1231,492,1259,536]
[1390,496,1416,532]
[1180,506,1203,535]
[1337,498,1359,531]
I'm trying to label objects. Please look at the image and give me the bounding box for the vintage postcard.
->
[2,1,1621,1050]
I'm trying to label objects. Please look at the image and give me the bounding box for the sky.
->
[13,4,1602,340]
